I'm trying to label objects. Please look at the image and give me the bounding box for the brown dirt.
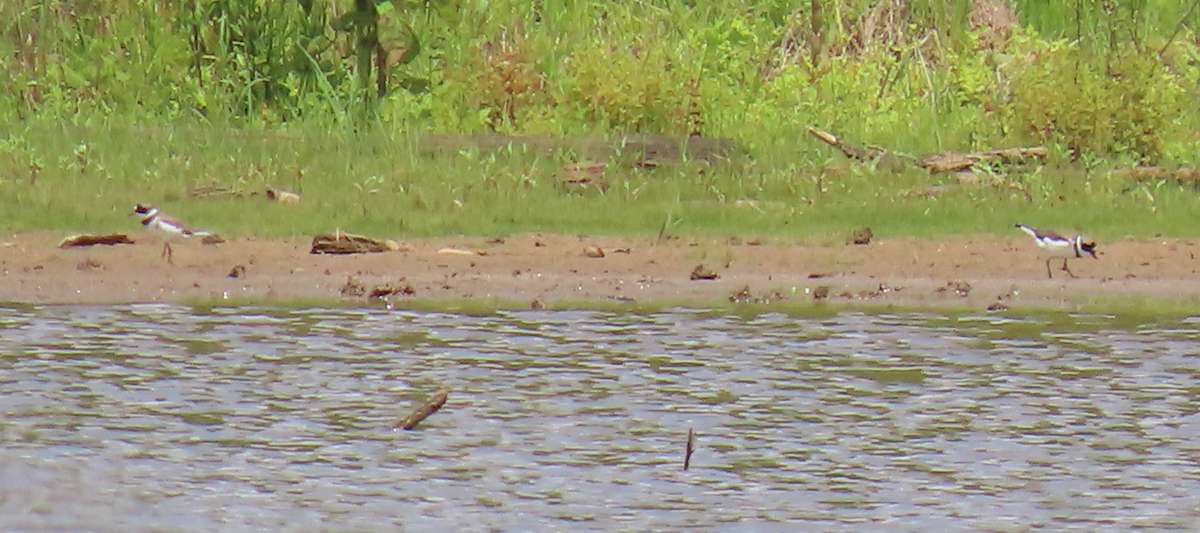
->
[3,231,1200,310]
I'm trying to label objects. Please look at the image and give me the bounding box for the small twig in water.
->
[683,427,695,470]
[397,390,450,430]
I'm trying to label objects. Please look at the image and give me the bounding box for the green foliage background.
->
[4,0,1199,160]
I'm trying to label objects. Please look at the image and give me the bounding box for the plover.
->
[133,204,210,264]
[1015,224,1097,279]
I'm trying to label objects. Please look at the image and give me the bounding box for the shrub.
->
[1008,39,1184,163]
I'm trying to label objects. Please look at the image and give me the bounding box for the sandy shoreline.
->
[2,231,1199,310]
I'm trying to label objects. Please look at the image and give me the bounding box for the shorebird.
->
[133,204,210,264]
[1015,224,1097,279]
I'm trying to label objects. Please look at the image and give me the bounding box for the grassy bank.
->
[4,1,1200,240]
[2,123,1198,241]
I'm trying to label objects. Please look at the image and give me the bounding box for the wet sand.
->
[3,231,1199,310]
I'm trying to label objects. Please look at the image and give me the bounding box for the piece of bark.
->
[200,234,226,245]
[58,234,135,248]
[311,232,396,254]
[397,390,450,430]
[690,264,719,280]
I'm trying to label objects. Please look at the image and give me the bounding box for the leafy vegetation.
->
[5,1,1200,240]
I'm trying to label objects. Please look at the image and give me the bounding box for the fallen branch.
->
[807,126,1045,175]
[806,127,912,170]
[397,390,450,430]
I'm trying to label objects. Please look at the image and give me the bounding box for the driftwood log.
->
[806,127,1046,174]
[310,232,397,254]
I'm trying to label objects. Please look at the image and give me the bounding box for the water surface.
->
[2,305,1199,532]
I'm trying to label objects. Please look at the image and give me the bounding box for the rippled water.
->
[2,304,1200,532]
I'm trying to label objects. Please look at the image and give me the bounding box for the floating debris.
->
[58,233,135,248]
[397,390,450,430]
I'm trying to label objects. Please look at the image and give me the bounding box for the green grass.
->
[3,122,1200,241]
